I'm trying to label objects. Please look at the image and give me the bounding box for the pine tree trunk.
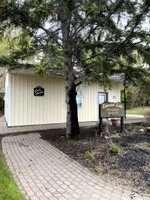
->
[60,1,80,138]
[64,53,80,138]
[65,80,80,138]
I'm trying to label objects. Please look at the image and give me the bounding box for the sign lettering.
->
[34,86,44,96]
[100,102,124,118]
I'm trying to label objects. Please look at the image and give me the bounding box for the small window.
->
[76,90,82,108]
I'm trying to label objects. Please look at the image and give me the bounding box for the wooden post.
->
[124,81,127,119]
[121,117,123,133]
[99,117,103,135]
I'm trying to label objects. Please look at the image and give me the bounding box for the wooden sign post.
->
[99,102,124,135]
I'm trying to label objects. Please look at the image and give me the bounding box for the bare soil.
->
[40,123,150,195]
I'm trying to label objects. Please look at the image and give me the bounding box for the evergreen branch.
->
[72,0,125,54]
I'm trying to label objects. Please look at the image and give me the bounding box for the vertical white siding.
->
[11,74,121,126]
[5,72,12,125]
[11,74,66,126]
[77,82,121,122]
[5,72,9,123]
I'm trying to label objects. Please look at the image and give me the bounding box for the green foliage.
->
[115,133,120,137]
[34,65,50,78]
[0,0,150,82]
[94,161,102,173]
[94,166,102,173]
[85,151,94,159]
[108,158,118,164]
[0,0,150,138]
[121,84,150,109]
[0,94,4,100]
[0,27,36,64]
[109,146,120,154]
[127,107,150,115]
[72,133,81,140]
[134,125,145,129]
[0,153,25,200]
[113,170,119,175]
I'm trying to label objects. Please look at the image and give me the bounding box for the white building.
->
[5,68,123,126]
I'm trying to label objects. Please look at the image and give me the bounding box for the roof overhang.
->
[9,68,123,83]
[109,75,123,83]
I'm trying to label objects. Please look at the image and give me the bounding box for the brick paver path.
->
[2,133,150,200]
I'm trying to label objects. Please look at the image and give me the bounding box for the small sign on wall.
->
[34,86,44,96]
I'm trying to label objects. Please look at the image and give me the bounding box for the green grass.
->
[134,125,145,129]
[0,149,25,200]
[126,107,150,115]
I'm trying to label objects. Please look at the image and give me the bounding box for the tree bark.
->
[64,48,80,138]
[65,79,80,138]
[59,0,80,138]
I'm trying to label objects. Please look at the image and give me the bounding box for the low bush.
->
[109,146,120,154]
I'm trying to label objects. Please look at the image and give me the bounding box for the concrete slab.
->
[0,115,146,136]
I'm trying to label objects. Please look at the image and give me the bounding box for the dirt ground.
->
[40,123,150,195]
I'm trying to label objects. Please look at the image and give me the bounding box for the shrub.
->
[109,146,120,154]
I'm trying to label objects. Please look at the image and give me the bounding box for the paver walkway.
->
[2,133,150,200]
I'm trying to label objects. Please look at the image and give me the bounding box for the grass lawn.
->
[0,137,25,200]
[126,106,150,115]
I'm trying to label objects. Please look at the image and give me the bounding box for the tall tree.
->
[0,0,150,138]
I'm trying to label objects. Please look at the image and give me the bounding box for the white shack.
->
[5,69,123,126]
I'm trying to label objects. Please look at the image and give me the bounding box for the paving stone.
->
[110,197,119,200]
[120,196,132,200]
[63,181,71,186]
[28,196,39,200]
[2,133,150,200]
[35,191,43,198]
[62,193,72,199]
[38,196,48,200]
[27,191,35,196]
[59,197,68,200]
[91,193,101,199]
[53,193,62,198]
[100,197,110,200]
[44,191,53,198]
